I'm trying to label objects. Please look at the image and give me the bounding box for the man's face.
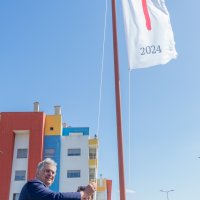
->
[37,164,56,187]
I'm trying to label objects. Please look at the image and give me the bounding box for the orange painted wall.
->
[0,112,46,200]
[106,180,112,200]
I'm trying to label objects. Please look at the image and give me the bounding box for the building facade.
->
[0,103,111,200]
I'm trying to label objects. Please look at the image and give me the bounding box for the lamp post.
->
[160,189,174,200]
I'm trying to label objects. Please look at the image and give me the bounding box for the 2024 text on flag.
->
[121,0,177,69]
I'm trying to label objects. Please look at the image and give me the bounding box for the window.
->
[15,170,26,181]
[68,148,81,156]
[50,127,54,131]
[13,193,20,200]
[89,148,96,159]
[69,132,83,136]
[17,149,28,158]
[67,170,80,178]
[44,148,55,158]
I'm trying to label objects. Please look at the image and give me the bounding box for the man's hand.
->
[80,191,89,200]
[80,182,97,200]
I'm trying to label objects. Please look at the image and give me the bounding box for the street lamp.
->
[160,189,174,200]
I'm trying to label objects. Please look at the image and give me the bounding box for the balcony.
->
[89,159,98,168]
[88,138,99,148]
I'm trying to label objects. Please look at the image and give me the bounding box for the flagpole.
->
[111,0,126,199]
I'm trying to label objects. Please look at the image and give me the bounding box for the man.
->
[19,158,96,200]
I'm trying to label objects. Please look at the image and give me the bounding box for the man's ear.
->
[36,169,39,178]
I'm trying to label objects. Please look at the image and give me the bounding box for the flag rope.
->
[128,69,132,186]
[96,0,108,136]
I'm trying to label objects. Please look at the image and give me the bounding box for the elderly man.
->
[19,158,96,200]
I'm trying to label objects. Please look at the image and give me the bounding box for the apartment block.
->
[0,102,111,200]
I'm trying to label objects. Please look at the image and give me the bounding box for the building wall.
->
[88,138,98,183]
[0,112,45,200]
[106,180,112,200]
[60,127,90,192]
[44,114,62,191]
[44,115,62,136]
[0,109,108,199]
[96,179,112,200]
[96,178,107,200]
[9,131,29,200]
[43,135,61,192]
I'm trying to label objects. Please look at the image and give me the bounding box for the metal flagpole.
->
[111,0,126,199]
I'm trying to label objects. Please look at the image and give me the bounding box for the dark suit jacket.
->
[19,179,81,200]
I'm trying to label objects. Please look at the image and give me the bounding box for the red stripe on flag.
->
[142,0,152,30]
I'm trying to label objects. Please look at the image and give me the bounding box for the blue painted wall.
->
[43,135,61,192]
[62,127,89,136]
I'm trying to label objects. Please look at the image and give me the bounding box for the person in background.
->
[19,158,96,200]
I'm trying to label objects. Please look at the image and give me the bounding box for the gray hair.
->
[37,158,57,171]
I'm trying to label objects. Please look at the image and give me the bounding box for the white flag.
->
[121,0,177,69]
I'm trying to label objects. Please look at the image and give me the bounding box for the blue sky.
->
[1,1,200,200]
